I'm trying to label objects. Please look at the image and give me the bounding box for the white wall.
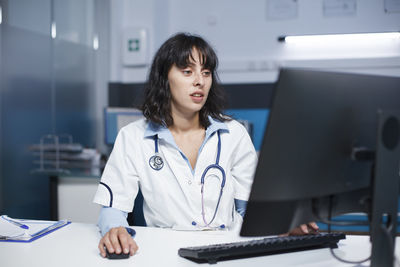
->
[110,0,152,83]
[110,0,400,84]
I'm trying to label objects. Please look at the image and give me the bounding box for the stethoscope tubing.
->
[150,130,226,228]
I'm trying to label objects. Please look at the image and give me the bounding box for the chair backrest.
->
[127,189,146,226]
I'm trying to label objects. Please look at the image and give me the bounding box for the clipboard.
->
[0,216,71,242]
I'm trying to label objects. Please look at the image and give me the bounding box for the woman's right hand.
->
[98,226,139,257]
[279,222,319,237]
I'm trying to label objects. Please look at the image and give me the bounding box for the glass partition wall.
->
[0,0,101,219]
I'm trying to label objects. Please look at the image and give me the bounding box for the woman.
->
[93,32,317,258]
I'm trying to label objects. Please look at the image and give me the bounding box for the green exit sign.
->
[128,39,140,52]
[122,28,148,66]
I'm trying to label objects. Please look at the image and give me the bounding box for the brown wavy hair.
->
[141,32,230,128]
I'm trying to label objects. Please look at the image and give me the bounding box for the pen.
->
[32,220,68,237]
[1,215,29,230]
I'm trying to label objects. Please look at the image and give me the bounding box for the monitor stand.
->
[370,110,400,267]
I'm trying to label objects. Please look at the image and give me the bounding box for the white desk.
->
[0,223,397,267]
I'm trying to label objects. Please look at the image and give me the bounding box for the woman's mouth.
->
[190,93,204,103]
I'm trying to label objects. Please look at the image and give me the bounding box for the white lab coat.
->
[93,118,257,231]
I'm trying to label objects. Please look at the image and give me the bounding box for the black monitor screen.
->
[241,68,400,237]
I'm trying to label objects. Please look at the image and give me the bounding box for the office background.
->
[0,0,399,220]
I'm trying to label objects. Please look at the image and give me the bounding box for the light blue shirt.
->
[98,118,248,236]
[144,117,229,174]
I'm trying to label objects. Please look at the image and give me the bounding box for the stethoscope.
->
[149,136,164,171]
[149,131,226,229]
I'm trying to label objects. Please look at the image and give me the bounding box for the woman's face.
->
[167,48,212,118]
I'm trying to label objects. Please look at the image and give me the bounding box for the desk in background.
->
[57,175,101,223]
[36,171,101,222]
[56,174,145,226]
[1,223,397,267]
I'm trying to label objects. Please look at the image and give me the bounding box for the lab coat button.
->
[188,180,192,185]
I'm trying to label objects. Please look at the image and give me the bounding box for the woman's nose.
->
[193,72,204,87]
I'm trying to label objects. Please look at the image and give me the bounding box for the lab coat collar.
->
[144,121,175,145]
[144,117,229,142]
[205,117,229,140]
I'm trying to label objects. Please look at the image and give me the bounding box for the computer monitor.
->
[104,107,143,145]
[240,68,400,267]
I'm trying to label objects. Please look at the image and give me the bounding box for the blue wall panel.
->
[225,109,269,151]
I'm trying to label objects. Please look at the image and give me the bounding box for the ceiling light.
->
[278,32,400,44]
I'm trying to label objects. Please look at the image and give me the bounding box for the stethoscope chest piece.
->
[149,153,164,171]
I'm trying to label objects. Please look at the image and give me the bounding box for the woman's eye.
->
[182,70,192,75]
[202,71,211,77]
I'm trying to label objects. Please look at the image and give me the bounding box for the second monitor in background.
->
[104,107,143,145]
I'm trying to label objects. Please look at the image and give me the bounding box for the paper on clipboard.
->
[0,216,71,242]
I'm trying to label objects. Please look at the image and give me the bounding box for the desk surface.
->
[0,223,397,267]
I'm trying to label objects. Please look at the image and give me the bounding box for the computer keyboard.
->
[178,232,346,263]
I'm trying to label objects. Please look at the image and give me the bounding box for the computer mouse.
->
[105,248,130,259]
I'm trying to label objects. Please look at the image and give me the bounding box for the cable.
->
[324,196,371,264]
[329,245,371,264]
[312,194,398,265]
[327,213,398,265]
